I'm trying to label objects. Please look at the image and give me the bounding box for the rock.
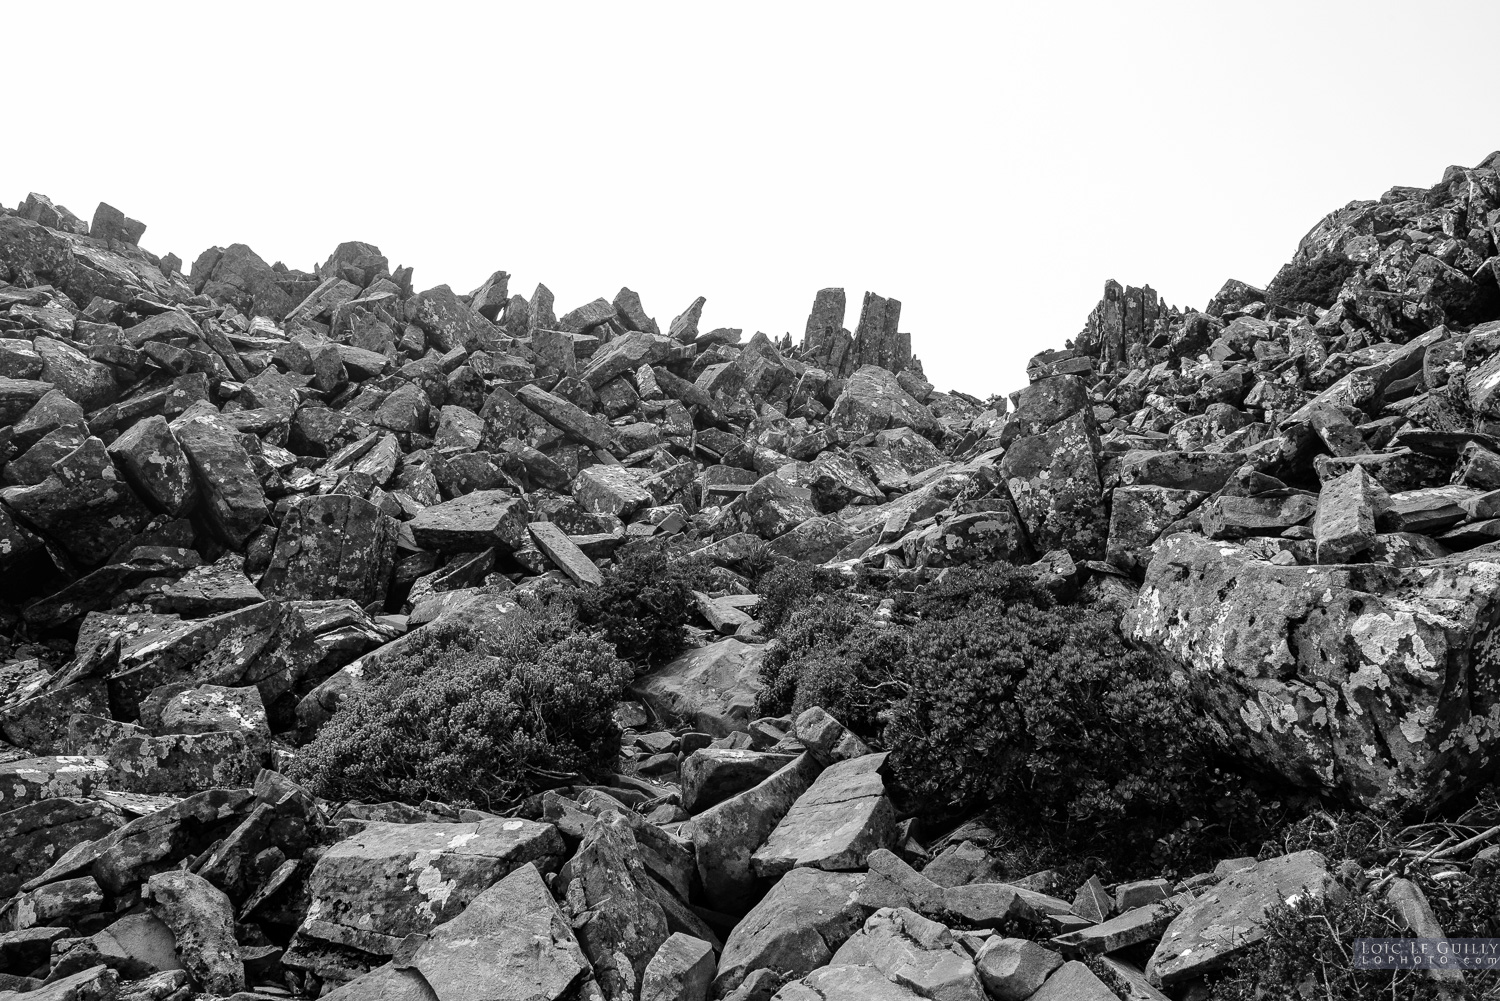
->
[631,639,767,738]
[104,729,265,795]
[975,937,1064,1001]
[173,415,268,547]
[105,416,198,516]
[830,907,983,1001]
[8,965,118,1001]
[528,520,604,586]
[14,875,105,929]
[775,964,924,1001]
[393,862,590,1001]
[0,436,152,567]
[715,867,873,994]
[0,798,122,897]
[1028,961,1120,1000]
[1124,532,1500,808]
[640,933,715,1001]
[920,842,1004,889]
[563,812,669,1000]
[751,753,896,877]
[408,490,530,553]
[691,753,823,912]
[1146,851,1342,986]
[793,706,872,766]
[830,366,937,438]
[88,913,184,976]
[0,757,109,810]
[1312,465,1388,563]
[943,882,1073,928]
[1106,485,1206,572]
[289,818,564,971]
[146,869,245,995]
[573,465,653,518]
[1000,411,1107,558]
[681,749,799,814]
[260,494,399,605]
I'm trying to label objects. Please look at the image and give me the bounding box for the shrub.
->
[753,559,850,635]
[755,593,907,738]
[575,542,710,669]
[1267,253,1358,309]
[1205,890,1471,1001]
[288,602,631,809]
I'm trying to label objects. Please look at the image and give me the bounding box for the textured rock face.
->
[260,494,399,606]
[292,818,564,962]
[1124,532,1500,808]
[632,638,767,737]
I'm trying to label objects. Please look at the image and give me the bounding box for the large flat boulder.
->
[289,818,564,970]
[260,493,400,606]
[1123,532,1500,808]
[751,753,896,877]
[715,867,874,995]
[631,638,767,738]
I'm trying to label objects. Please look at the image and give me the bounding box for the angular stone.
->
[14,874,104,928]
[631,638,767,738]
[409,490,530,553]
[1124,532,1500,808]
[173,415,268,547]
[1313,465,1387,563]
[105,415,198,517]
[398,862,590,1001]
[528,520,603,586]
[261,494,399,606]
[292,818,564,961]
[1106,485,1206,572]
[1199,493,1318,539]
[832,907,982,1000]
[739,472,820,539]
[35,336,117,410]
[692,753,823,912]
[146,869,245,995]
[1000,411,1106,558]
[715,867,873,995]
[976,937,1064,1001]
[1029,961,1119,1000]
[0,756,108,811]
[779,964,924,1001]
[154,553,264,616]
[642,933,715,1001]
[572,464,652,518]
[830,365,937,438]
[0,798,121,898]
[104,730,265,795]
[943,882,1073,928]
[0,436,152,567]
[517,383,616,451]
[581,329,670,388]
[681,749,799,814]
[565,813,670,1000]
[409,284,498,353]
[1146,851,1342,986]
[752,753,896,877]
[1049,899,1178,955]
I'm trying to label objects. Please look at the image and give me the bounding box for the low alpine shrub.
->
[288,600,631,809]
[575,542,711,669]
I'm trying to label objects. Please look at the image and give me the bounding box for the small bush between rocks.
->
[1267,252,1358,309]
[289,601,631,809]
[575,542,711,669]
[752,560,851,635]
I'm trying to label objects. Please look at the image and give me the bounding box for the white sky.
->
[7,1,1499,397]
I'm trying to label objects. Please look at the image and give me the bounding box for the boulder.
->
[409,490,530,553]
[631,639,767,737]
[715,867,873,995]
[1146,851,1342,986]
[104,415,198,517]
[830,365,937,438]
[830,907,983,1001]
[145,869,245,995]
[564,813,670,1001]
[173,414,268,547]
[0,798,122,897]
[1124,532,1500,808]
[751,753,896,877]
[975,937,1064,1001]
[260,494,400,605]
[681,749,799,813]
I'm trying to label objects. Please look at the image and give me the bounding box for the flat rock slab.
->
[1146,850,1340,986]
[631,638,767,738]
[409,490,529,553]
[0,756,108,811]
[0,797,122,897]
[774,964,925,1001]
[293,818,564,959]
[528,520,602,586]
[396,862,590,1001]
[681,749,799,814]
[751,753,896,877]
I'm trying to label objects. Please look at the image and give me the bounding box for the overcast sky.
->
[8,1,1499,397]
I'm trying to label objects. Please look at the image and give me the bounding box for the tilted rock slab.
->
[751,752,896,878]
[1124,531,1500,808]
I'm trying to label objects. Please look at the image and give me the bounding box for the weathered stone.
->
[1313,465,1388,563]
[261,494,399,605]
[631,639,767,738]
[641,933,715,1001]
[1001,411,1106,558]
[105,415,198,517]
[291,818,564,964]
[0,756,109,811]
[976,937,1064,1001]
[1125,532,1500,808]
[395,861,590,1001]
[146,869,245,995]
[1106,485,1206,572]
[830,365,937,438]
[681,749,799,814]
[0,436,152,567]
[692,753,823,912]
[173,415,268,547]
[565,813,670,1000]
[1028,961,1120,1000]
[0,798,121,898]
[1146,851,1342,986]
[409,490,530,553]
[715,867,873,994]
[752,753,895,877]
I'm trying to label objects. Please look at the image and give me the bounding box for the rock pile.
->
[0,149,1499,998]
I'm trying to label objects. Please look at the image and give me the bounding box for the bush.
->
[1267,253,1358,309]
[576,542,710,669]
[753,559,850,635]
[755,593,907,738]
[288,601,631,809]
[1206,890,1477,1001]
